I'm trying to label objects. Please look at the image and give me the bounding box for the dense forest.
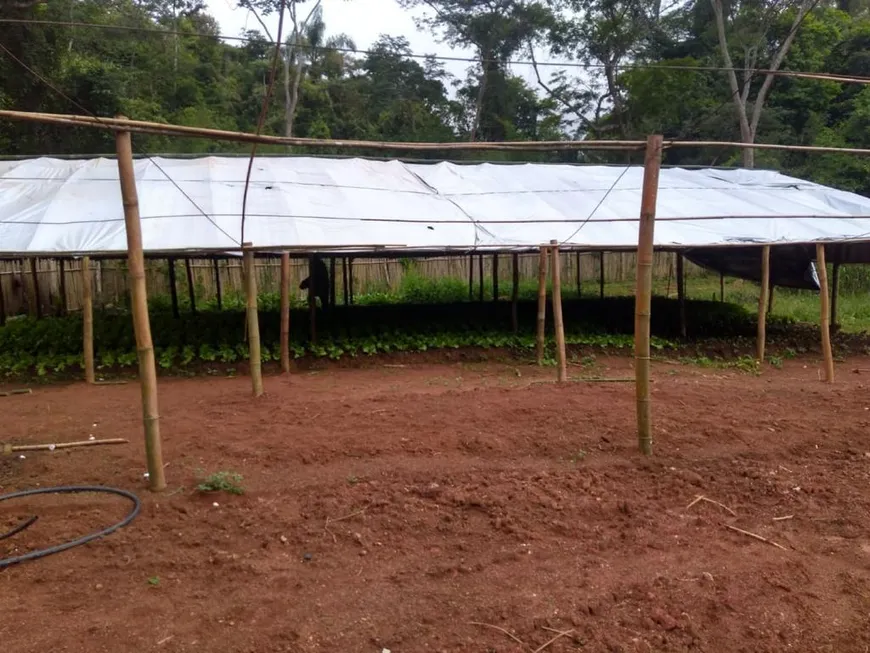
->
[1,0,870,193]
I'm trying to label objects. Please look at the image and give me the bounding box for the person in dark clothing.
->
[299,256,330,308]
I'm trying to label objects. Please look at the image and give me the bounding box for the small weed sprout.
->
[197,471,245,495]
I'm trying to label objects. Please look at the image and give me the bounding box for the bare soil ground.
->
[2,355,870,653]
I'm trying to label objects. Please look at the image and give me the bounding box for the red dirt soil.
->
[2,356,870,653]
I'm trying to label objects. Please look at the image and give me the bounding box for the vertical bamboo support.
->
[213,258,223,311]
[492,254,499,302]
[348,257,354,305]
[550,241,568,383]
[468,254,474,301]
[243,244,264,396]
[676,253,687,339]
[184,258,197,314]
[478,254,484,302]
[831,262,840,328]
[308,254,317,345]
[115,123,166,492]
[511,252,519,334]
[280,252,291,374]
[817,244,835,383]
[82,255,95,385]
[167,258,179,318]
[30,258,41,318]
[536,246,549,365]
[342,257,349,305]
[635,134,663,457]
[329,257,337,308]
[576,251,582,297]
[0,268,5,325]
[599,252,605,300]
[58,258,67,316]
[757,245,771,363]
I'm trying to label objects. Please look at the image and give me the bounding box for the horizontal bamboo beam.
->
[2,438,128,454]
[3,110,870,156]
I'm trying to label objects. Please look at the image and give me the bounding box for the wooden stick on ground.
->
[115,119,166,492]
[725,524,788,550]
[468,622,527,649]
[536,246,549,365]
[0,388,32,397]
[686,494,737,516]
[5,438,128,453]
[550,241,568,383]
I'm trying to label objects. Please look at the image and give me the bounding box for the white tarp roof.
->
[2,155,870,255]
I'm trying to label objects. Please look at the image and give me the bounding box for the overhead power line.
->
[0,17,869,85]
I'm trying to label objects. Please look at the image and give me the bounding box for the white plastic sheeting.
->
[2,156,870,255]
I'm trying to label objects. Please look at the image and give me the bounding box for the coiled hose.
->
[0,485,141,570]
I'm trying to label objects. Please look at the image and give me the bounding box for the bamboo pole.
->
[348,257,354,304]
[280,251,291,374]
[0,268,6,326]
[478,254,484,302]
[167,258,179,318]
[576,251,581,297]
[308,254,317,345]
[677,253,686,338]
[342,257,349,305]
[213,258,222,311]
[82,255,95,384]
[492,254,499,302]
[757,245,771,362]
[243,244,264,396]
[599,252,605,300]
[468,254,474,301]
[329,257,337,308]
[550,241,568,383]
[4,438,128,454]
[511,252,519,334]
[536,246,549,365]
[817,244,835,383]
[635,135,663,456]
[115,122,166,492]
[58,258,67,316]
[831,262,840,328]
[30,258,41,318]
[185,258,197,314]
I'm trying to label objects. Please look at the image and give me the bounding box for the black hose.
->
[0,515,38,541]
[0,485,141,570]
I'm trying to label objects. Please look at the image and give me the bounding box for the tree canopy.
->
[1,0,870,189]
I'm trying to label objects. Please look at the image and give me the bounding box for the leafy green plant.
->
[197,471,245,495]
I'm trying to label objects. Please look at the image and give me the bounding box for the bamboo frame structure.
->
[115,122,166,492]
[308,254,317,345]
[167,257,179,318]
[676,254,687,338]
[478,254,484,302]
[757,245,771,362]
[213,258,223,311]
[511,252,519,334]
[492,254,499,302]
[550,241,568,383]
[82,255,95,384]
[575,252,581,297]
[58,258,66,315]
[185,258,197,313]
[329,257,337,308]
[244,244,264,397]
[536,246,549,365]
[280,251,291,374]
[348,257,354,304]
[29,258,40,318]
[817,244,835,383]
[0,267,5,325]
[635,135,664,456]
[599,253,605,300]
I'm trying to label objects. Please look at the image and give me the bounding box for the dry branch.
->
[0,388,31,397]
[725,524,788,550]
[2,438,128,454]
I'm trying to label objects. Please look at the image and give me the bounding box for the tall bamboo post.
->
[213,258,222,311]
[511,252,519,334]
[536,246,549,365]
[115,122,166,492]
[348,257,354,304]
[167,258,179,318]
[82,255,95,385]
[635,134,663,456]
[576,251,582,297]
[243,243,264,396]
[478,254,484,302]
[599,252,605,300]
[0,268,5,325]
[342,257,349,305]
[280,251,291,374]
[676,253,687,339]
[817,244,835,383]
[185,258,197,314]
[468,254,474,301]
[550,241,568,382]
[308,254,317,345]
[58,258,67,316]
[831,261,841,328]
[756,245,771,362]
[492,254,499,302]
[329,257,337,308]
[29,258,41,318]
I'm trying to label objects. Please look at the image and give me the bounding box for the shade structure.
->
[2,156,870,257]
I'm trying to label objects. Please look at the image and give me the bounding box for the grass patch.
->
[197,471,245,496]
